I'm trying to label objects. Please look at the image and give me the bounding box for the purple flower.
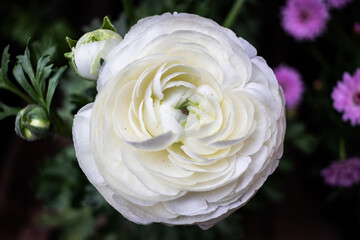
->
[331,69,360,126]
[281,0,330,41]
[354,22,360,35]
[274,65,304,109]
[325,0,353,9]
[321,157,360,188]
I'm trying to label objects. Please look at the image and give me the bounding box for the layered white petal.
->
[73,12,286,229]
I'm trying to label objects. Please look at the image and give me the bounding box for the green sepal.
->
[64,51,73,61]
[0,101,20,121]
[64,52,94,81]
[101,16,117,32]
[66,37,77,49]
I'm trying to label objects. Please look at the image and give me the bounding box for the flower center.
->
[299,10,311,22]
[353,91,360,106]
[181,107,189,115]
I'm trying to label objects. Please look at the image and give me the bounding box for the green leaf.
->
[46,66,67,109]
[294,134,318,154]
[16,42,36,87]
[1,46,10,84]
[101,16,117,32]
[32,38,57,62]
[0,101,20,121]
[36,54,53,97]
[13,63,39,103]
[65,36,77,49]
[278,158,294,172]
[0,46,35,103]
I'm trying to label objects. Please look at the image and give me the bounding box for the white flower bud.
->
[15,105,50,141]
[69,29,122,80]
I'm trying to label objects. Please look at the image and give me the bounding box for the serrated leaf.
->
[101,16,117,32]
[46,66,67,109]
[36,54,53,96]
[16,42,36,87]
[13,63,39,103]
[0,46,35,103]
[1,46,10,84]
[32,39,57,62]
[65,37,77,49]
[0,101,20,121]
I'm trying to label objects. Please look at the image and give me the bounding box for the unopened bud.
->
[66,29,122,80]
[15,105,50,141]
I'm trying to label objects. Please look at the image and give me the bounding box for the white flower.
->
[73,13,285,229]
[71,29,122,80]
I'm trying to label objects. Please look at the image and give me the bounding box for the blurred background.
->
[1,0,360,239]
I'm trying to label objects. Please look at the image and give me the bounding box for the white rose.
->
[73,12,285,229]
[71,29,123,80]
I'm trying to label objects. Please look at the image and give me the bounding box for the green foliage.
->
[0,46,34,103]
[12,41,67,112]
[35,147,245,240]
[36,147,96,240]
[1,42,67,114]
[57,70,96,122]
[0,101,20,120]
[0,40,72,140]
[286,121,318,154]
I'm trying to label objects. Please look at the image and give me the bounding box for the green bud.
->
[15,105,51,141]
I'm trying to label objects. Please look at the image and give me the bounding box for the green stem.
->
[339,137,346,161]
[222,0,245,29]
[1,83,34,104]
[310,44,330,75]
[50,109,72,139]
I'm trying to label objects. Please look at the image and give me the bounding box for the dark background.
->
[1,0,360,239]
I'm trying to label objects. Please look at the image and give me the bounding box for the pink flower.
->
[274,65,304,109]
[325,0,353,9]
[281,0,330,41]
[321,157,360,188]
[354,22,360,35]
[331,69,360,126]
